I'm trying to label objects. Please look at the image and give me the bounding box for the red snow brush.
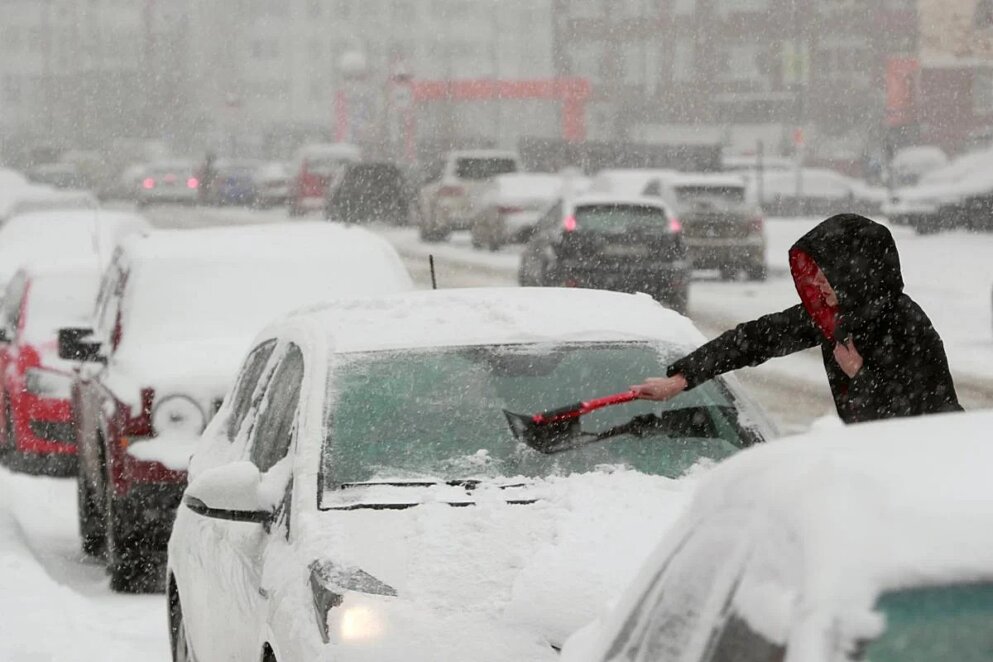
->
[503,391,638,452]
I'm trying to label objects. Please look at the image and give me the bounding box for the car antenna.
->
[429,254,438,290]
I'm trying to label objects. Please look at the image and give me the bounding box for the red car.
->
[0,265,100,475]
[288,143,361,215]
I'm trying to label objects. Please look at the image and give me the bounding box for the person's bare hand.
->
[631,375,688,401]
[833,340,863,378]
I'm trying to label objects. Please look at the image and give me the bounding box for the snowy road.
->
[1,204,986,662]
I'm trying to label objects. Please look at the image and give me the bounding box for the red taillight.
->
[142,178,155,190]
[187,177,199,189]
[669,217,683,233]
[438,185,464,198]
[563,215,577,232]
[749,216,764,233]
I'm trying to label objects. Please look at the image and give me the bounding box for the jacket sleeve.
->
[667,304,821,388]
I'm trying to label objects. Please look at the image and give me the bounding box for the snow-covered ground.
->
[0,467,168,661]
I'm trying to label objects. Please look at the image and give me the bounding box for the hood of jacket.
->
[788,214,904,341]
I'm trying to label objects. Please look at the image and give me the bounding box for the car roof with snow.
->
[281,287,703,355]
[685,410,993,600]
[647,172,747,188]
[450,149,520,159]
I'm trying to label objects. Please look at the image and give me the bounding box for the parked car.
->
[889,145,948,187]
[0,265,101,475]
[562,410,993,662]
[207,158,261,206]
[252,161,291,209]
[519,195,691,313]
[0,209,150,290]
[470,172,591,250]
[418,149,521,241]
[325,161,412,225]
[26,162,88,190]
[167,287,774,661]
[136,161,199,207]
[757,167,884,217]
[588,168,679,197]
[62,222,413,591]
[0,184,98,224]
[289,143,361,216]
[642,172,766,280]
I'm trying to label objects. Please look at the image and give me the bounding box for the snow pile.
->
[304,468,700,656]
[0,185,97,222]
[0,168,28,189]
[287,287,703,354]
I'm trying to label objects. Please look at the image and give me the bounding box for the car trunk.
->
[675,186,753,240]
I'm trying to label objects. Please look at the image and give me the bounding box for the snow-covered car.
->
[889,145,948,187]
[0,209,150,290]
[252,161,291,209]
[0,184,98,224]
[470,172,591,250]
[589,168,680,198]
[207,158,262,206]
[136,160,199,207]
[561,410,993,662]
[325,161,414,225]
[757,167,883,217]
[0,265,101,475]
[641,172,766,280]
[62,222,413,591]
[519,195,691,312]
[167,288,775,661]
[418,149,521,241]
[289,143,362,216]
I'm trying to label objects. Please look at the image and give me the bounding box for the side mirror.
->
[58,327,105,363]
[184,461,273,524]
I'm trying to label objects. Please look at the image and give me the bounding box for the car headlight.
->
[25,368,73,399]
[309,560,397,644]
[152,395,206,436]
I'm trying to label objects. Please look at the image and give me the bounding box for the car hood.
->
[300,470,699,651]
[104,336,251,410]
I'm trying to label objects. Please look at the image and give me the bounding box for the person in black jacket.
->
[633,213,963,424]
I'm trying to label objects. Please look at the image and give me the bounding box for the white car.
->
[589,169,680,197]
[0,209,150,290]
[418,149,521,241]
[562,410,993,662]
[64,222,414,591]
[137,160,199,207]
[470,172,592,250]
[167,288,775,661]
[0,183,98,224]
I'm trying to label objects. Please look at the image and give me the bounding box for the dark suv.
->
[325,162,412,225]
[518,195,691,313]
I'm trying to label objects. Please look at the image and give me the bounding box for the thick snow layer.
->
[589,169,678,197]
[20,266,102,371]
[304,469,699,654]
[0,185,97,221]
[759,168,882,202]
[126,435,200,472]
[0,168,28,189]
[286,287,704,354]
[0,209,150,285]
[0,468,167,660]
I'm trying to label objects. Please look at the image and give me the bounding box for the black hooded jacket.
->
[667,214,962,424]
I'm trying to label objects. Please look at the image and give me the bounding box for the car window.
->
[227,340,278,442]
[94,267,127,343]
[1,272,27,334]
[604,520,751,662]
[703,613,785,662]
[249,344,304,473]
[573,204,669,233]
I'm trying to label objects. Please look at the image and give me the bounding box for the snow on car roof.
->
[0,185,98,221]
[287,287,703,354]
[687,410,993,607]
[589,169,680,196]
[570,193,671,212]
[0,209,149,284]
[655,172,747,189]
[295,143,361,160]
[451,149,520,160]
[20,264,102,346]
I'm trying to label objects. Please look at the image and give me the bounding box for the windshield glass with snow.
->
[863,582,993,662]
[574,205,669,233]
[455,158,518,180]
[321,342,759,493]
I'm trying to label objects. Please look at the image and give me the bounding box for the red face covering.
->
[789,248,838,341]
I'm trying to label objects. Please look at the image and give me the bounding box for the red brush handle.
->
[533,391,638,425]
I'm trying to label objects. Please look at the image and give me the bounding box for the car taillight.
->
[748,216,764,233]
[187,177,199,189]
[563,215,577,232]
[438,185,464,197]
[142,178,155,189]
[669,217,683,233]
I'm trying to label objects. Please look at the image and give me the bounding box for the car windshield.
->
[675,185,746,205]
[574,204,668,233]
[321,342,761,496]
[862,582,993,661]
[455,157,518,180]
